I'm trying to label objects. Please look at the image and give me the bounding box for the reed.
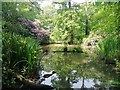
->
[2,32,42,72]
[98,35,120,65]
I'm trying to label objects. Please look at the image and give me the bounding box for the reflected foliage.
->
[41,50,119,89]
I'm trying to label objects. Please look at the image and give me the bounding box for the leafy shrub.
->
[32,29,49,44]
[18,17,50,44]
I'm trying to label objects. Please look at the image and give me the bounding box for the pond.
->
[38,44,120,89]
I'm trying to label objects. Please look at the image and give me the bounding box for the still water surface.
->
[39,44,120,89]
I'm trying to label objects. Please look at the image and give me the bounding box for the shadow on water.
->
[38,44,120,89]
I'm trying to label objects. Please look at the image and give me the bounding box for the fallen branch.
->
[8,69,54,89]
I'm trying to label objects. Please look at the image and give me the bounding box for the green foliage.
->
[2,32,42,87]
[92,2,120,70]
[2,2,17,22]
[2,32,41,71]
[2,2,43,87]
[2,2,18,33]
[72,47,83,53]
[99,35,120,65]
[16,2,40,20]
[2,2,40,34]
[50,5,86,44]
[90,2,118,34]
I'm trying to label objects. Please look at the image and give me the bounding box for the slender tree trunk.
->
[68,2,71,8]
[68,1,74,44]
[85,2,89,35]
[81,76,85,89]
[85,16,89,35]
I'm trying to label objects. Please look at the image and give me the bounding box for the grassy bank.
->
[2,32,42,87]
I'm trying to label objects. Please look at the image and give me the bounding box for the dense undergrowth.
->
[2,32,42,87]
[98,35,120,69]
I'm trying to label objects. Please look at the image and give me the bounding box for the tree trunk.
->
[68,1,74,44]
[85,17,89,35]
[85,2,89,35]
[81,76,85,89]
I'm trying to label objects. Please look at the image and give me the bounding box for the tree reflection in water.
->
[40,46,120,89]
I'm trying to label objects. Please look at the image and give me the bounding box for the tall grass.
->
[98,35,120,68]
[2,32,42,72]
[2,32,43,87]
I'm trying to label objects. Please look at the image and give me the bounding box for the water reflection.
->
[39,45,119,89]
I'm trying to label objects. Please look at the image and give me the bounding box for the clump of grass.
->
[2,32,42,87]
[2,32,42,71]
[98,35,120,67]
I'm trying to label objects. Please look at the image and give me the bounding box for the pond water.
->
[39,44,120,89]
